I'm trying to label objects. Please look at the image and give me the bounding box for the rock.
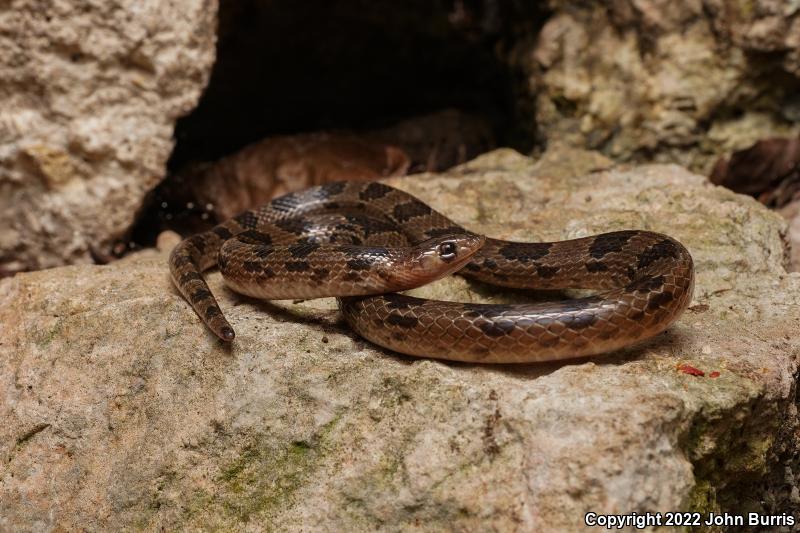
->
[156,231,182,254]
[2,148,798,530]
[0,1,217,274]
[522,1,800,174]
[779,200,800,272]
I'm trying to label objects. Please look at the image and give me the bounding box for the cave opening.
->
[129,0,547,248]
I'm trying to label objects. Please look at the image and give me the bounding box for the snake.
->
[169,181,694,363]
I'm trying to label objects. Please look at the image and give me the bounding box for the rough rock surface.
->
[2,149,799,531]
[523,0,800,173]
[0,0,218,274]
[780,199,800,272]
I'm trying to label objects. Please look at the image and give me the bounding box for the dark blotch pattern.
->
[347,258,372,271]
[536,264,559,278]
[585,261,609,273]
[190,289,212,304]
[285,261,311,272]
[498,242,551,263]
[386,313,419,328]
[637,239,679,270]
[187,235,206,254]
[243,261,262,273]
[212,226,233,240]
[359,182,394,201]
[344,214,397,237]
[425,226,466,238]
[254,246,273,259]
[626,275,665,293]
[275,218,315,235]
[343,271,362,282]
[172,254,191,268]
[205,305,221,319]
[393,201,432,223]
[179,271,203,284]
[311,268,330,282]
[647,291,674,311]
[233,211,259,229]
[289,242,321,258]
[589,231,637,259]
[364,219,398,237]
[318,182,348,197]
[367,246,390,257]
[237,230,273,245]
[463,304,510,319]
[384,294,412,310]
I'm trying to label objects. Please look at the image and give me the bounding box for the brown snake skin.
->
[169,181,694,363]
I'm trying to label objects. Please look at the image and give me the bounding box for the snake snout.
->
[427,233,484,261]
[415,233,485,280]
[449,233,485,261]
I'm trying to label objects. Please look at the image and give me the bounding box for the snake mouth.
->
[413,233,485,282]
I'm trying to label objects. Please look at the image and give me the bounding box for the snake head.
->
[411,233,485,282]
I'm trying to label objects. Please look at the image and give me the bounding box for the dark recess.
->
[130,0,547,248]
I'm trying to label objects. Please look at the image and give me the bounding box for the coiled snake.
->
[169,181,694,363]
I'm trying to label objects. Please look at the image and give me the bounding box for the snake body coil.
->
[170,181,694,363]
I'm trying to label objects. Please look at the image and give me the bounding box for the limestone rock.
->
[2,149,798,530]
[0,0,218,274]
[780,199,800,272]
[524,1,800,174]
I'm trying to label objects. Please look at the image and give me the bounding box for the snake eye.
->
[438,241,457,261]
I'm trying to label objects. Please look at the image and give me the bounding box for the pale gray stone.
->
[0,0,217,273]
[1,148,798,530]
[524,1,800,174]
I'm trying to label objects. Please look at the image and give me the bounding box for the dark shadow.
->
[129,1,550,248]
[224,287,342,331]
[169,0,543,171]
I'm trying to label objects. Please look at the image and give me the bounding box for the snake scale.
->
[170,181,694,363]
